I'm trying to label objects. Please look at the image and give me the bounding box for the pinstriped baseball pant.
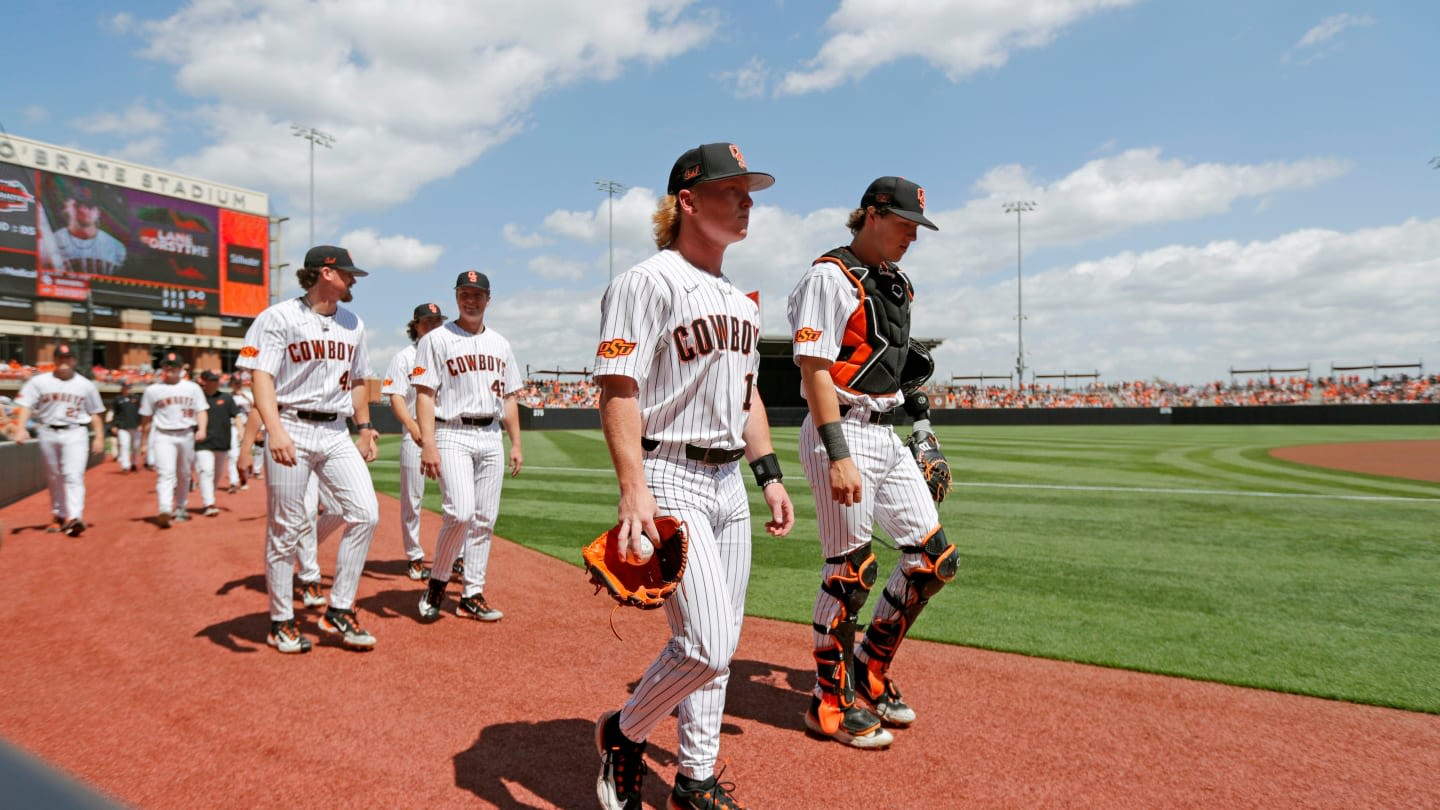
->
[617,453,751,782]
[799,412,942,673]
[397,434,427,562]
[263,418,379,621]
[429,424,504,598]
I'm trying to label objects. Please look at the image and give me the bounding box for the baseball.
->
[629,536,655,564]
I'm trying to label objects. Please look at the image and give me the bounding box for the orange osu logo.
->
[428,303,439,314]
[730,144,746,169]
[916,187,926,210]
[411,366,425,377]
[794,327,822,343]
[596,338,637,359]
[383,377,393,386]
[239,346,259,358]
[467,271,478,283]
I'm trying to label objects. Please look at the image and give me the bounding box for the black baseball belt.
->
[458,415,494,427]
[641,438,745,465]
[839,404,896,425]
[288,410,337,422]
[46,424,78,430]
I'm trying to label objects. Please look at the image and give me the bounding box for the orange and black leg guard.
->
[811,544,879,735]
[859,527,957,677]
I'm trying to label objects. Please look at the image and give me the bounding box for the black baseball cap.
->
[667,142,775,194]
[54,343,76,360]
[199,369,220,382]
[454,270,490,290]
[861,176,938,231]
[412,302,447,321]
[303,245,369,277]
[161,351,184,367]
[66,184,99,206]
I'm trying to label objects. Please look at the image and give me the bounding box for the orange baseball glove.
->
[582,515,688,610]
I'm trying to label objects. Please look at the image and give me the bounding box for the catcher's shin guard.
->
[860,527,957,669]
[811,545,878,734]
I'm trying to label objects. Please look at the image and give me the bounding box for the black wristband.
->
[817,421,850,460]
[353,421,376,432]
[749,453,783,488]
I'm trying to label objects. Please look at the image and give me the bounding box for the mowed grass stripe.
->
[370,425,1440,712]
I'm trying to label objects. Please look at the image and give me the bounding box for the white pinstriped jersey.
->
[594,250,762,448]
[411,322,521,421]
[380,344,418,410]
[53,228,127,275]
[16,372,105,426]
[787,260,905,413]
[235,298,372,416]
[139,380,207,430]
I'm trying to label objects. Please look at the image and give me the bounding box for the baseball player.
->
[593,143,794,810]
[50,183,126,275]
[109,381,143,472]
[381,302,449,580]
[226,374,252,492]
[236,245,381,655]
[194,370,242,517]
[11,343,106,536]
[139,352,208,528]
[415,274,523,622]
[787,176,956,749]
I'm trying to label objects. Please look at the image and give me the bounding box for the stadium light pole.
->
[1003,201,1036,391]
[291,125,335,248]
[596,179,626,279]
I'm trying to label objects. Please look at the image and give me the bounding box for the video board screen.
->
[0,141,269,318]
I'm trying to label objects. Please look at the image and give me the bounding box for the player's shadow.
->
[454,718,676,810]
[6,521,63,536]
[215,573,271,597]
[362,558,418,579]
[193,611,271,653]
[355,585,431,624]
[716,658,813,732]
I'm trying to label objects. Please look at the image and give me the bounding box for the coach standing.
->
[237,245,381,655]
[109,381,142,472]
[194,369,242,517]
[12,343,105,536]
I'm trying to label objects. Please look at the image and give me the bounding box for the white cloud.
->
[22,105,48,125]
[717,56,769,98]
[779,0,1139,95]
[128,0,716,212]
[337,228,445,273]
[1284,13,1375,64]
[502,223,547,249]
[528,255,588,281]
[76,100,166,136]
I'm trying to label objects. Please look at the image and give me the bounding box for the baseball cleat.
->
[803,697,895,749]
[155,512,171,529]
[319,608,376,649]
[857,667,916,727]
[299,581,327,608]
[407,559,430,581]
[266,619,312,654]
[596,710,646,810]
[202,505,220,517]
[418,592,441,621]
[227,485,238,495]
[47,515,64,533]
[63,519,86,537]
[455,594,503,622]
[173,509,191,523]
[671,769,745,810]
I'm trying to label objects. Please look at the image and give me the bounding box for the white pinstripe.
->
[381,344,427,562]
[594,249,764,781]
[238,298,379,624]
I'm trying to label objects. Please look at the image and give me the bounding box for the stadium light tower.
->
[596,179,627,279]
[1003,201,1037,390]
[291,125,335,247]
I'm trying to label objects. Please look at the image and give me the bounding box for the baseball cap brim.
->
[891,208,938,231]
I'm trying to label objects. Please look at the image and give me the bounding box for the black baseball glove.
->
[905,431,952,503]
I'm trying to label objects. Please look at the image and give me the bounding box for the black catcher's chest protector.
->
[816,246,913,395]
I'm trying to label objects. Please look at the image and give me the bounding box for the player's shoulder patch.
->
[383,377,393,386]
[239,346,259,358]
[410,366,425,378]
[794,327,823,343]
[596,338,637,359]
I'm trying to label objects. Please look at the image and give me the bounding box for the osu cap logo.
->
[794,327,822,343]
[729,144,746,169]
[916,187,926,210]
[428,303,439,314]
[596,338,637,359]
[239,346,259,358]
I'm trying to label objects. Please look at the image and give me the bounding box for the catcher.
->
[786,175,955,750]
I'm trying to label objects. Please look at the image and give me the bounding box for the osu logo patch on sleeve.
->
[794,327,823,343]
[596,338,637,359]
[382,378,393,387]
[410,366,425,378]
[239,346,260,358]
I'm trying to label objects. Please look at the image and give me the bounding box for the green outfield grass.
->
[371,425,1440,713]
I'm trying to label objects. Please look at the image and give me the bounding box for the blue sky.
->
[5,1,1437,386]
